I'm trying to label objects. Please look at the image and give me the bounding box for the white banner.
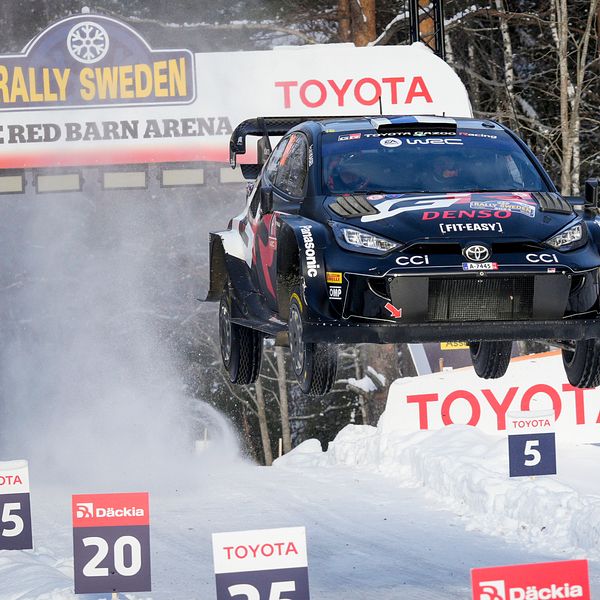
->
[380,352,600,444]
[0,460,30,495]
[0,13,472,169]
[212,526,308,574]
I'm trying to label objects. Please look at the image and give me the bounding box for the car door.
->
[252,132,308,311]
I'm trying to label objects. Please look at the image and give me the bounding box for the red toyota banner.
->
[472,559,590,600]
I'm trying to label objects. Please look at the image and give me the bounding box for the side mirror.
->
[585,178,599,208]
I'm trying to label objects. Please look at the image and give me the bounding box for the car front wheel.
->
[219,286,263,384]
[469,340,512,379]
[288,289,337,395]
[562,339,600,389]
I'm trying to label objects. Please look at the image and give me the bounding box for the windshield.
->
[322,128,549,195]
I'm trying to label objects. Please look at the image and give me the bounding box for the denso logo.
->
[300,225,320,277]
[274,76,432,109]
[478,580,584,599]
[423,210,511,220]
[396,255,430,266]
[526,253,559,263]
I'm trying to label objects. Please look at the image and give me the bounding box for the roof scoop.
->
[370,115,457,134]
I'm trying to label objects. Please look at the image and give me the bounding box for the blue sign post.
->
[508,432,557,477]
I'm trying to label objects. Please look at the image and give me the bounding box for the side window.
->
[264,138,288,184]
[274,134,308,198]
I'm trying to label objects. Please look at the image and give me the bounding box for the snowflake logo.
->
[67,21,109,64]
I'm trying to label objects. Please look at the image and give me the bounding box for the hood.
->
[326,192,576,245]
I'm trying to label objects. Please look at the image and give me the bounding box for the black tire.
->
[219,287,262,384]
[562,339,600,388]
[288,289,337,395]
[469,340,512,379]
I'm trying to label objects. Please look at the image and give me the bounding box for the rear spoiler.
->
[229,117,309,180]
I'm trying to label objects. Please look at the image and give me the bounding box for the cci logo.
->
[479,580,506,600]
[395,255,430,266]
[463,244,491,262]
[526,253,559,264]
[67,21,110,64]
[76,503,94,518]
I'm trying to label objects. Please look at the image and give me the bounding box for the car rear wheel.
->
[562,339,600,389]
[288,289,337,396]
[469,341,512,379]
[219,286,263,384]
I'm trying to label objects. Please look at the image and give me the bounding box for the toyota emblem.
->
[463,244,491,262]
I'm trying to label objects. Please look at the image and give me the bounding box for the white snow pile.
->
[275,421,600,560]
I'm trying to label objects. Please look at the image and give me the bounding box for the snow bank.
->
[276,422,600,560]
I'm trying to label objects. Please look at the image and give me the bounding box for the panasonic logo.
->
[300,225,320,278]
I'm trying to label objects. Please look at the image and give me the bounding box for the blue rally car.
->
[207,115,600,395]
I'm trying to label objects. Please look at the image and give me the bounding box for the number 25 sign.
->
[72,492,151,594]
[0,460,33,550]
[212,526,310,600]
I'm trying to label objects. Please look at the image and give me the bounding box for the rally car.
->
[207,115,600,395]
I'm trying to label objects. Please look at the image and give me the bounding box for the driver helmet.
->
[432,153,460,183]
[334,153,369,190]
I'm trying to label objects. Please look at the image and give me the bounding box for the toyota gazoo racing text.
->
[207,115,600,395]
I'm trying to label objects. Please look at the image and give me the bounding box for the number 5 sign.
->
[0,460,33,550]
[72,492,151,594]
[507,410,557,477]
[212,526,310,600]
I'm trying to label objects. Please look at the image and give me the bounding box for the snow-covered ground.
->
[2,190,600,599]
[3,409,600,600]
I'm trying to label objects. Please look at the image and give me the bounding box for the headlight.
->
[545,222,587,251]
[330,222,401,255]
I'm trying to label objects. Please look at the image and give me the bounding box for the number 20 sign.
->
[72,492,151,594]
[0,460,33,550]
[212,526,310,600]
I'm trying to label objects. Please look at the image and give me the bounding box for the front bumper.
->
[301,317,600,344]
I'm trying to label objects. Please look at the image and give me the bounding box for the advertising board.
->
[0,459,33,550]
[0,13,472,169]
[472,559,590,600]
[380,353,600,444]
[72,491,151,594]
[212,526,310,600]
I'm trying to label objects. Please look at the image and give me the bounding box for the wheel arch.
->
[277,223,302,320]
[277,216,333,321]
